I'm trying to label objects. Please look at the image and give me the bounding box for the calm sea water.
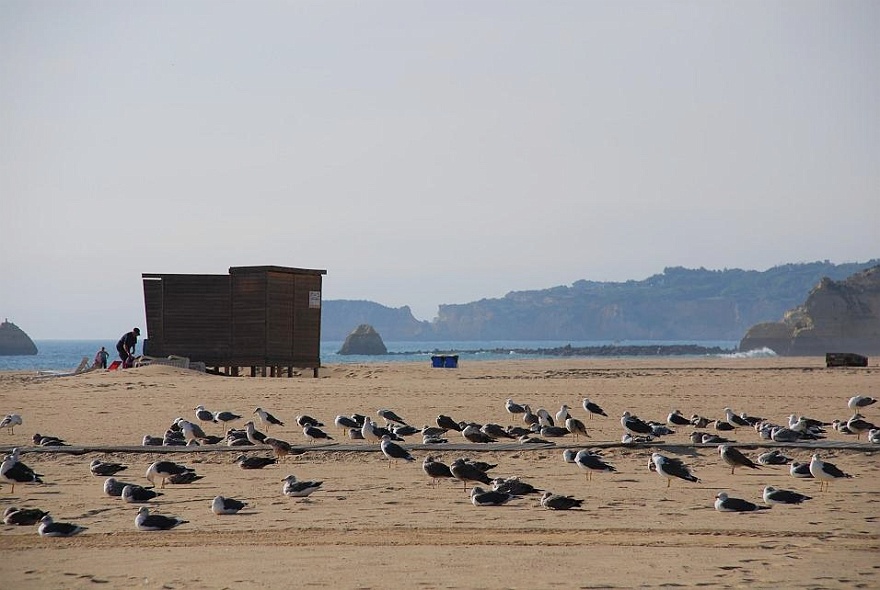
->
[0,339,760,372]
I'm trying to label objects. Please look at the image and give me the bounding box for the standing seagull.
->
[762,486,812,505]
[135,506,188,531]
[38,515,87,537]
[582,398,608,419]
[380,434,414,467]
[211,495,248,515]
[361,416,381,444]
[1,452,43,493]
[555,405,571,425]
[649,453,699,488]
[724,408,751,428]
[0,413,22,434]
[303,425,334,444]
[848,395,877,411]
[574,449,616,481]
[565,417,589,440]
[540,491,584,510]
[809,453,853,491]
[244,421,268,445]
[254,407,285,430]
[718,445,760,475]
[505,399,526,419]
[714,492,770,512]
[450,458,493,491]
[194,405,215,423]
[214,410,242,424]
[423,456,454,487]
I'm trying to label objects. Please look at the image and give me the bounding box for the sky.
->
[1,1,878,339]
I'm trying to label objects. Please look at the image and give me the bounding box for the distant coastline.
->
[399,343,735,357]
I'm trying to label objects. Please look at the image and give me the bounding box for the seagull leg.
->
[730,466,735,475]
[666,479,671,489]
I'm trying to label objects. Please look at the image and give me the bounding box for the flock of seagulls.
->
[0,390,874,536]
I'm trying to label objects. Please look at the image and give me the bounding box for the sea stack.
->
[0,320,38,355]
[338,324,388,355]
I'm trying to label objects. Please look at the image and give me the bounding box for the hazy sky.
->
[1,1,878,339]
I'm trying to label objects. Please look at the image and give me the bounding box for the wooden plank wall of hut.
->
[142,278,164,356]
[161,275,231,364]
[292,273,322,363]
[231,272,268,375]
[265,271,295,373]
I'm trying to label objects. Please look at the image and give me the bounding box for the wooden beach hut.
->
[142,265,327,377]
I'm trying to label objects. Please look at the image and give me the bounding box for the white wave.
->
[721,347,778,359]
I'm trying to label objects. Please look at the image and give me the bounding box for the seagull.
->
[450,458,493,491]
[757,450,792,466]
[790,462,814,479]
[574,449,616,481]
[713,420,735,432]
[582,398,608,419]
[103,477,143,497]
[194,405,215,422]
[718,445,760,475]
[360,416,382,444]
[303,425,333,444]
[214,410,242,424]
[295,415,323,428]
[177,419,209,443]
[281,474,323,497]
[667,410,691,427]
[135,506,188,531]
[422,456,454,487]
[470,486,518,507]
[244,421,268,445]
[480,423,513,440]
[380,434,414,467]
[521,406,539,427]
[762,486,812,505]
[555,404,571,425]
[869,428,880,444]
[145,461,196,489]
[714,492,770,512]
[235,455,277,470]
[540,491,583,510]
[565,417,589,440]
[4,506,49,525]
[167,471,204,485]
[536,408,555,427]
[1,452,43,493]
[90,459,128,477]
[32,433,68,446]
[848,395,877,411]
[462,424,495,444]
[492,477,542,496]
[649,453,699,488]
[621,411,653,436]
[254,407,285,429]
[0,413,22,434]
[122,484,163,503]
[437,414,463,431]
[809,453,853,491]
[263,436,295,460]
[211,495,247,515]
[505,399,526,418]
[691,415,712,428]
[38,515,87,537]
[378,408,408,426]
[771,427,803,443]
[699,433,733,445]
[562,449,577,463]
[334,415,360,434]
[724,408,751,428]
[847,414,877,439]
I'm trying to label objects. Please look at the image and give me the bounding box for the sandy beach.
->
[0,357,878,589]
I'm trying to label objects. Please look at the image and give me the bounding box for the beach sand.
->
[0,357,878,589]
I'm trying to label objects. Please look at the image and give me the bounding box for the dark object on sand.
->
[825,353,868,368]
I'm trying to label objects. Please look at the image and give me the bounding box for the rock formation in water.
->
[0,319,38,355]
[739,265,880,356]
[337,324,388,355]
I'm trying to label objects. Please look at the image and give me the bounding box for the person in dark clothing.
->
[95,346,109,369]
[117,328,140,368]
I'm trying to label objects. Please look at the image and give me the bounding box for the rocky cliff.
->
[739,265,880,355]
[0,320,38,355]
[338,324,388,355]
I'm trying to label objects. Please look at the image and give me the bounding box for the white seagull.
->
[38,515,87,537]
[380,434,414,467]
[762,486,812,505]
[211,495,248,515]
[714,491,770,512]
[135,506,188,531]
[809,453,853,491]
[281,474,323,497]
[649,453,699,488]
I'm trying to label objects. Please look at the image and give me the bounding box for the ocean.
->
[0,339,766,372]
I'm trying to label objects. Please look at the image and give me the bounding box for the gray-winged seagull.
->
[762,486,812,505]
[540,491,583,510]
[718,444,760,475]
[809,453,853,491]
[38,515,87,537]
[649,453,699,487]
[135,506,188,531]
[212,495,248,515]
[714,492,770,512]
